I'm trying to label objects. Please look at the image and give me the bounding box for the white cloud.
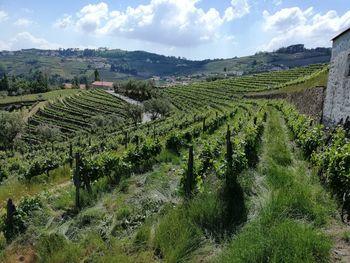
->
[0,10,8,22]
[54,14,73,29]
[55,0,249,47]
[224,0,250,22]
[0,32,61,51]
[76,2,109,32]
[14,18,33,27]
[262,7,350,50]
[92,0,223,46]
[263,7,313,32]
[0,40,11,51]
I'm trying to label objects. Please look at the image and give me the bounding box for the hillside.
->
[1,63,350,262]
[0,44,331,82]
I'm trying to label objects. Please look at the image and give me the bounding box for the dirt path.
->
[23,101,48,123]
[327,218,350,262]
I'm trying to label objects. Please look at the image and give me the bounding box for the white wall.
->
[323,32,350,126]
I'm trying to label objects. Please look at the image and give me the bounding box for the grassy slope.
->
[0,89,80,105]
[251,68,329,96]
[218,108,335,262]
[0,104,344,262]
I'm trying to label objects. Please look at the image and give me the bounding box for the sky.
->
[0,0,349,60]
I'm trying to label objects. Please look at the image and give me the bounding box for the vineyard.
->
[0,63,349,262]
[164,64,327,111]
[24,90,130,142]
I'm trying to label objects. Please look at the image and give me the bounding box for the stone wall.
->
[246,86,326,122]
[323,31,350,126]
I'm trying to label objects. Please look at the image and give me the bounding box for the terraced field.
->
[164,64,327,111]
[25,89,130,142]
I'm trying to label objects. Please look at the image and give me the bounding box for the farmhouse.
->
[323,27,350,126]
[92,81,114,90]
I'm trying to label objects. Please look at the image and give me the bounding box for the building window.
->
[347,54,350,77]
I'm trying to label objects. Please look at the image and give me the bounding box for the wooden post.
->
[69,142,73,168]
[73,153,81,210]
[226,125,233,186]
[82,169,92,195]
[185,146,194,199]
[124,131,128,149]
[5,198,16,241]
[135,135,139,149]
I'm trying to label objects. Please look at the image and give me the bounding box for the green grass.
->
[0,164,71,206]
[254,68,328,96]
[0,89,80,105]
[218,108,335,263]
[154,207,203,263]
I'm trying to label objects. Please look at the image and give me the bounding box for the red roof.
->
[92,81,114,88]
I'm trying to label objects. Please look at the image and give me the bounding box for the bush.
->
[154,208,203,262]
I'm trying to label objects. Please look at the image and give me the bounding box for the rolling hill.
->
[0,44,331,82]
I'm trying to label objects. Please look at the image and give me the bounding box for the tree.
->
[72,76,79,89]
[144,98,171,120]
[94,69,100,81]
[35,124,60,143]
[30,71,48,93]
[0,73,9,91]
[124,104,144,125]
[0,111,24,149]
[184,145,195,199]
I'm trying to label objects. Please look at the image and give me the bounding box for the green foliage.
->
[124,103,144,125]
[154,208,203,263]
[35,124,60,143]
[94,69,100,81]
[0,196,41,241]
[117,79,155,101]
[166,132,184,153]
[278,102,350,199]
[219,219,331,263]
[24,153,60,180]
[36,233,82,263]
[144,98,172,120]
[0,111,24,150]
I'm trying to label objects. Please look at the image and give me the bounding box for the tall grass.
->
[218,109,334,263]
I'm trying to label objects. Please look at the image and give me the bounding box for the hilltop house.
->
[92,81,114,90]
[323,27,350,126]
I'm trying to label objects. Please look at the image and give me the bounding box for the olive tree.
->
[0,111,24,150]
[35,124,60,143]
[124,104,144,125]
[144,98,171,120]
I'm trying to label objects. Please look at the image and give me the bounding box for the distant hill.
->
[0,44,331,82]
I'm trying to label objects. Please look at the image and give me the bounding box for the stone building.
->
[323,27,350,126]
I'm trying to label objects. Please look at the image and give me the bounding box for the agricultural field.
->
[164,64,327,111]
[25,89,131,143]
[0,63,349,263]
[0,89,80,109]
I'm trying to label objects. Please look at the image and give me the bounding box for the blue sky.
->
[0,0,349,59]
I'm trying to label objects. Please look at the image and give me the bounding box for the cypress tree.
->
[184,145,195,199]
